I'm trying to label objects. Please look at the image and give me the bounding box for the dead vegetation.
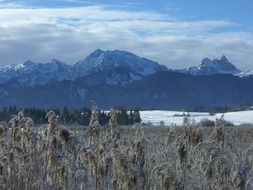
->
[0,107,253,189]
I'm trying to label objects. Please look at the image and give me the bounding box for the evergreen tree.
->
[115,107,129,125]
[133,109,141,123]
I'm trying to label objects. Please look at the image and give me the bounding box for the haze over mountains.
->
[0,49,253,109]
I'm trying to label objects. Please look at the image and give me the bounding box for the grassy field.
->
[1,110,253,190]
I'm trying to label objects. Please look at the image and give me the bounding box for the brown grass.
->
[0,110,253,189]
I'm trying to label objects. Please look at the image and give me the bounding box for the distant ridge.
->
[0,71,253,109]
[177,55,241,75]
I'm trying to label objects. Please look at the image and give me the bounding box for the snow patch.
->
[140,110,253,126]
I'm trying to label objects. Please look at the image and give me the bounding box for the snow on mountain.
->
[0,60,39,83]
[72,49,168,85]
[179,55,241,76]
[74,49,166,74]
[236,69,253,78]
[0,49,168,88]
[0,59,71,87]
[0,60,37,72]
[1,51,252,89]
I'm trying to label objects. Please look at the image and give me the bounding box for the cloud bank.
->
[0,4,252,70]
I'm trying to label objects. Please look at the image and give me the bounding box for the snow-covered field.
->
[140,110,253,126]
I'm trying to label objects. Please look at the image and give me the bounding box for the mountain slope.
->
[0,71,252,109]
[0,59,71,88]
[72,49,168,85]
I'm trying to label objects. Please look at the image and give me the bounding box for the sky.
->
[0,0,253,70]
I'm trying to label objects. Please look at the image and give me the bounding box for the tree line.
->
[185,103,253,114]
[0,106,141,126]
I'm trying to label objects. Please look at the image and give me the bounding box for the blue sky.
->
[0,0,253,70]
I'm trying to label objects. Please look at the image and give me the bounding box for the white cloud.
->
[0,5,252,70]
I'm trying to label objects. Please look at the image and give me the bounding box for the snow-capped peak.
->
[0,59,71,87]
[73,49,168,84]
[0,60,38,72]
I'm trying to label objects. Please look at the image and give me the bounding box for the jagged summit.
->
[181,55,241,75]
[220,55,228,61]
[201,55,238,72]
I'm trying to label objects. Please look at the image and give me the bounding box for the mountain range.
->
[0,49,252,109]
[0,49,166,88]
